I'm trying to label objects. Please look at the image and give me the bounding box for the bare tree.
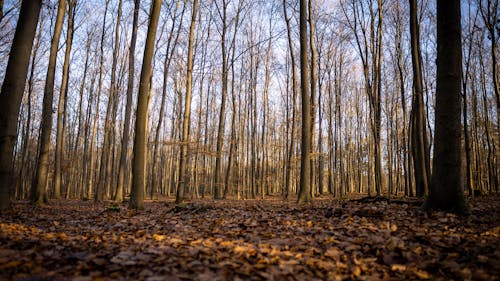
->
[32,0,66,204]
[425,0,468,213]
[176,0,198,203]
[282,0,298,200]
[297,0,312,204]
[54,0,76,199]
[341,0,384,196]
[0,0,41,211]
[116,0,141,202]
[130,0,163,209]
[409,0,430,197]
[151,0,185,199]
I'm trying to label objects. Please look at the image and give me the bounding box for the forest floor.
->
[0,195,499,281]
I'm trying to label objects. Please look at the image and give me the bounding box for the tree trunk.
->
[283,0,298,200]
[214,0,228,200]
[0,0,41,211]
[176,0,198,204]
[32,0,66,204]
[409,0,430,198]
[17,11,44,200]
[54,0,76,199]
[308,0,318,198]
[297,0,311,204]
[426,0,468,213]
[129,0,162,210]
[115,0,140,202]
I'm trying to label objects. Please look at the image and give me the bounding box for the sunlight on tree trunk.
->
[130,0,163,210]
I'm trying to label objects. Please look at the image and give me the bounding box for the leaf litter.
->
[0,195,499,280]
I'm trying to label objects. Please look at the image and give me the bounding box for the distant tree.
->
[425,0,468,213]
[478,0,499,131]
[129,0,163,209]
[0,0,41,211]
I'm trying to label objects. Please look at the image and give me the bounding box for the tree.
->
[54,0,76,199]
[213,0,229,200]
[17,6,44,199]
[32,0,66,205]
[129,0,163,210]
[96,0,121,201]
[116,0,141,202]
[88,0,109,200]
[425,0,468,213]
[297,0,312,204]
[308,0,318,197]
[409,0,430,197]
[151,0,185,199]
[176,0,198,204]
[0,0,42,211]
[340,0,384,196]
[282,0,298,200]
[478,0,499,123]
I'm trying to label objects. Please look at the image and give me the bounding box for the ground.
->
[0,195,499,280]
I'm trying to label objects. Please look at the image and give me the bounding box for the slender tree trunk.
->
[214,0,228,200]
[176,0,198,204]
[373,0,383,196]
[462,9,477,196]
[32,0,66,204]
[54,0,76,199]
[151,0,185,199]
[308,0,318,198]
[130,0,163,209]
[0,0,41,211]
[96,0,121,201]
[409,0,430,198]
[91,0,109,201]
[224,47,239,199]
[283,0,298,200]
[297,0,311,204]
[260,18,272,199]
[116,0,140,202]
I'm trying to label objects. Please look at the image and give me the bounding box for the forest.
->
[0,0,499,280]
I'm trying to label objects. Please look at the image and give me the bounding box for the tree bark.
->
[298,0,312,204]
[176,0,198,204]
[130,0,163,209]
[32,0,66,204]
[283,0,298,200]
[0,0,41,211]
[409,0,430,197]
[214,0,229,200]
[426,0,468,213]
[115,0,140,202]
[54,0,76,199]
[308,0,318,197]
